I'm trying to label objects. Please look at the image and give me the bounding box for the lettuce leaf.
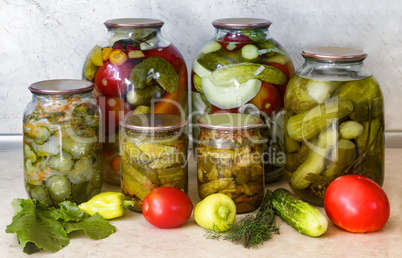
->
[5,198,116,254]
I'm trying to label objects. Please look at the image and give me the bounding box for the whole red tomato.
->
[219,33,252,51]
[142,187,193,228]
[248,82,281,115]
[324,175,390,233]
[97,95,130,133]
[95,60,134,96]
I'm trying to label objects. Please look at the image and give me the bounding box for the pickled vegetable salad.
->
[23,94,102,205]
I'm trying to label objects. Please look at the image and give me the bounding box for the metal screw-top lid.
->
[212,18,272,29]
[301,47,368,62]
[104,18,164,28]
[197,113,263,131]
[28,79,94,95]
[121,113,187,132]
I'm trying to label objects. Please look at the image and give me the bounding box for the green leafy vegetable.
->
[204,190,280,249]
[5,198,116,254]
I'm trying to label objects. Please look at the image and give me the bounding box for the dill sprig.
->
[204,190,280,249]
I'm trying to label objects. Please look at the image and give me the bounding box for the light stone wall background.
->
[1,0,401,136]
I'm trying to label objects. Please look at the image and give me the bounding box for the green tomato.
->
[46,175,71,203]
[194,193,236,232]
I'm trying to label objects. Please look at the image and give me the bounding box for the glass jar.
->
[284,47,384,205]
[191,18,294,183]
[82,18,188,186]
[120,113,188,212]
[23,79,102,205]
[196,113,264,213]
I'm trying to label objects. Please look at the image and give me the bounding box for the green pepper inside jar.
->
[120,113,188,212]
[23,79,103,205]
[284,47,384,206]
[196,113,265,213]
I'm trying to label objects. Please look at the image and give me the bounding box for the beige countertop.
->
[1,149,401,257]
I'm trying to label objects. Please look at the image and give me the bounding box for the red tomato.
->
[98,96,131,133]
[95,61,134,96]
[248,82,281,115]
[219,33,252,51]
[142,187,193,228]
[324,175,390,233]
[210,105,239,114]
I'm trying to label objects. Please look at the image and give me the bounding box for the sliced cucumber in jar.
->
[46,175,72,203]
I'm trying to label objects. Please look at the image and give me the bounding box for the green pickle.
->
[284,75,384,205]
[120,114,188,212]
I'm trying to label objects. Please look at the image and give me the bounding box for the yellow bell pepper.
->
[78,192,134,219]
[109,50,127,66]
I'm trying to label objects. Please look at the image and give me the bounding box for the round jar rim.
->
[104,18,164,28]
[301,47,367,61]
[197,113,263,131]
[212,18,272,29]
[28,79,94,95]
[121,113,187,132]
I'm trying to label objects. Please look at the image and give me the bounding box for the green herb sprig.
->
[204,190,280,249]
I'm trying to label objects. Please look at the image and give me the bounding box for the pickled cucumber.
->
[126,84,166,106]
[130,57,178,93]
[322,139,356,177]
[210,63,287,87]
[287,100,354,142]
[339,121,363,139]
[290,128,339,189]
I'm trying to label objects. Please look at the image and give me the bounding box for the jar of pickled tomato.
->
[284,47,384,205]
[196,113,264,213]
[23,80,102,205]
[82,18,188,185]
[191,18,294,183]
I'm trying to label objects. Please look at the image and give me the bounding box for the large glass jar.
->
[196,113,264,213]
[82,18,188,186]
[23,80,102,205]
[284,47,384,205]
[191,18,294,183]
[120,113,188,212]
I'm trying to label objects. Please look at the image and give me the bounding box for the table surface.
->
[1,149,401,258]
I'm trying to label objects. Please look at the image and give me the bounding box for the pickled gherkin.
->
[120,114,188,212]
[285,69,384,205]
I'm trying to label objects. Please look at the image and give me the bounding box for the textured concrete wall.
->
[1,0,401,133]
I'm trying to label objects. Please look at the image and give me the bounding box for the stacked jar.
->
[82,18,188,185]
[191,18,294,183]
[284,47,384,205]
[23,80,102,205]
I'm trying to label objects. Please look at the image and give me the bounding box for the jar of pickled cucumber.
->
[284,47,384,205]
[191,18,294,183]
[120,113,188,212]
[82,18,188,186]
[23,80,102,206]
[196,113,264,213]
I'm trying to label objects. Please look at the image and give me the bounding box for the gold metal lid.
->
[121,113,187,132]
[301,47,367,61]
[212,18,271,29]
[197,113,263,131]
[28,79,94,95]
[104,18,164,28]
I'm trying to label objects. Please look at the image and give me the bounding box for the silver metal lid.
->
[28,79,94,95]
[301,47,367,61]
[197,113,263,131]
[212,18,272,29]
[104,18,164,28]
[121,113,187,132]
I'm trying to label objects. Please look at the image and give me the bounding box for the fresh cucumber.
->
[271,188,328,237]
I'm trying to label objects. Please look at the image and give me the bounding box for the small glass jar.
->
[284,47,384,205]
[120,113,188,212]
[82,18,188,186]
[191,18,294,183]
[23,80,102,205]
[196,113,264,213]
